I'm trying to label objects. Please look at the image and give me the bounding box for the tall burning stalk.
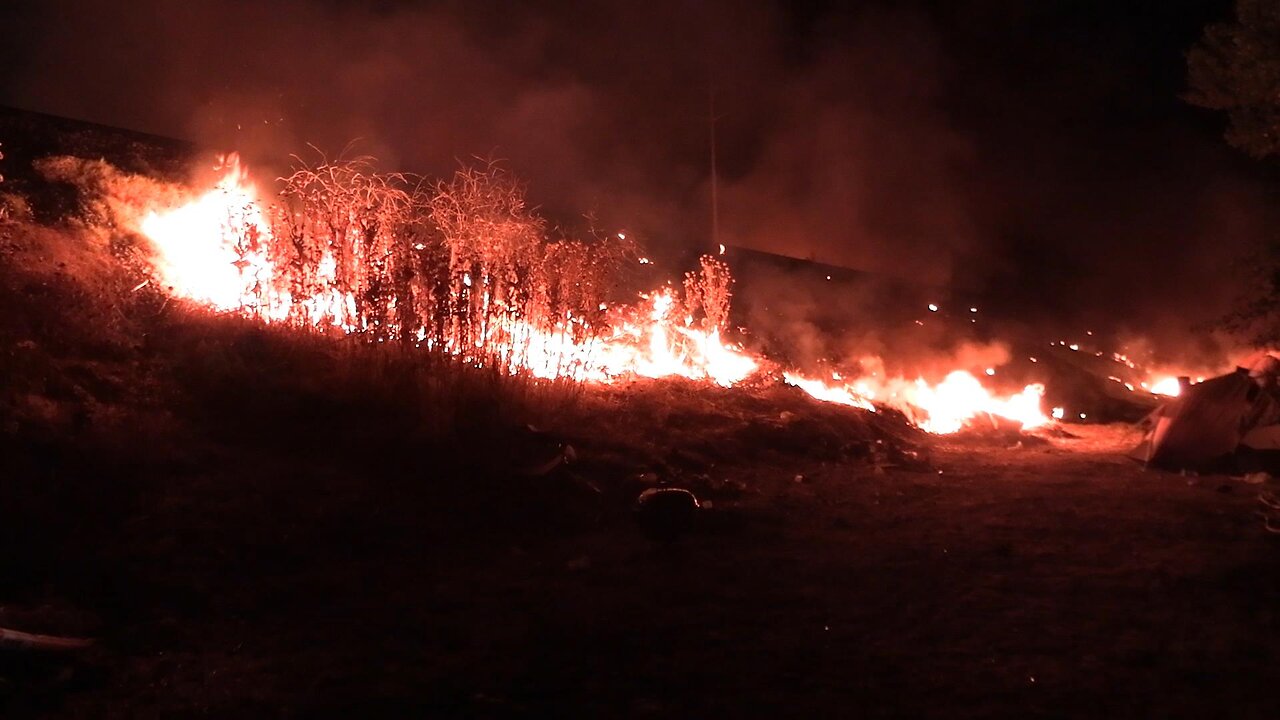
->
[125,152,1073,433]
[134,153,754,384]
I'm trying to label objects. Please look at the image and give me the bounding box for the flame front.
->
[784,370,1050,434]
[134,157,758,388]
[1146,376,1183,397]
[133,157,1059,435]
[139,157,272,311]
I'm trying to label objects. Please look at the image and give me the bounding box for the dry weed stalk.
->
[684,256,734,333]
[260,155,633,378]
[40,151,741,385]
[275,152,420,336]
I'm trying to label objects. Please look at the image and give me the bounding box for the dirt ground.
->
[3,403,1279,719]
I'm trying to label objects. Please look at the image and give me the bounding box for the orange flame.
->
[1146,376,1182,397]
[134,157,758,387]
[139,156,273,311]
[134,158,1059,435]
[784,369,1050,434]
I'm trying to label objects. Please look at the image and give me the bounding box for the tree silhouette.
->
[1187,0,1280,158]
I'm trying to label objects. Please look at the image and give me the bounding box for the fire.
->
[784,369,1050,434]
[138,156,272,311]
[782,373,876,411]
[131,155,1059,436]
[906,372,1048,434]
[134,156,757,388]
[1147,376,1182,397]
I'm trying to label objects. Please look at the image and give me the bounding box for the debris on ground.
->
[635,487,700,541]
[0,627,93,652]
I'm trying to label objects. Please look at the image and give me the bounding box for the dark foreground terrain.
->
[2,219,1279,719]
[6,409,1280,718]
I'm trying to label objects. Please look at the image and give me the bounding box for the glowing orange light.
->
[1148,376,1182,397]
[783,369,1050,434]
[133,157,1058,436]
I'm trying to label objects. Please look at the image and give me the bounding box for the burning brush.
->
[117,152,1065,435]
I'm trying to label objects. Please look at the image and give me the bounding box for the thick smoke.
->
[1,0,1276,367]
[718,6,977,289]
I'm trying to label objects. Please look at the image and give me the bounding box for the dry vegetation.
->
[0,147,771,485]
[684,255,734,334]
[34,149,765,394]
[261,154,640,380]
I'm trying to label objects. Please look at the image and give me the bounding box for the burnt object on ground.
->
[635,487,700,542]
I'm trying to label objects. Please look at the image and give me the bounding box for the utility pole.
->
[708,86,722,254]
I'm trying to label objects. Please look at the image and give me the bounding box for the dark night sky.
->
[0,0,1275,351]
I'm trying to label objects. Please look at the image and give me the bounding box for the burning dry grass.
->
[0,180,922,515]
[23,148,1081,437]
[0,199,931,595]
[51,151,761,387]
[148,152,642,377]
[0,204,582,478]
